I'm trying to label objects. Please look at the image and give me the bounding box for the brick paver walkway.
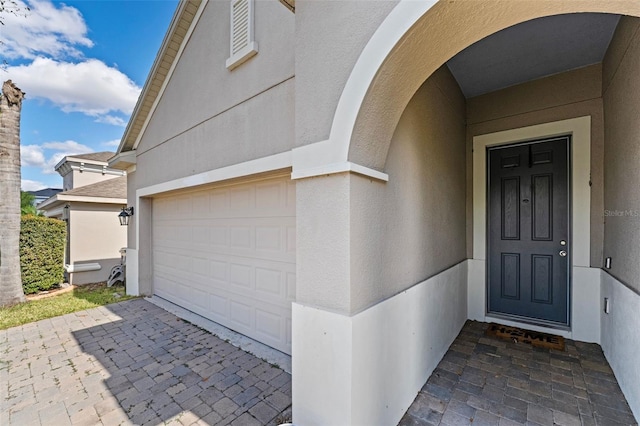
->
[0,299,291,425]
[400,321,637,426]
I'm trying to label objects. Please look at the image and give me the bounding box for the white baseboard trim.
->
[292,261,467,426]
[601,270,640,422]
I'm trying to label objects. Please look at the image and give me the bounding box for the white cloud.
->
[42,140,93,153]
[95,115,128,127]
[21,144,46,167]
[20,140,93,174]
[1,0,93,61]
[7,58,141,119]
[41,152,68,174]
[102,139,121,148]
[21,179,46,192]
[2,1,141,127]
[40,140,93,174]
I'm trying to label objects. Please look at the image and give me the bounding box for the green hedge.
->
[20,215,67,294]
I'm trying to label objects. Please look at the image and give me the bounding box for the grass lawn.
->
[0,283,137,330]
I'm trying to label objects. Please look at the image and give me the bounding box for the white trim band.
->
[291,161,389,182]
[137,151,292,198]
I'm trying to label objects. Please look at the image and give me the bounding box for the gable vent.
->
[226,0,258,70]
[231,0,250,54]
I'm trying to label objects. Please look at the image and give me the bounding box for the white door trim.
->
[470,116,600,341]
[473,116,591,265]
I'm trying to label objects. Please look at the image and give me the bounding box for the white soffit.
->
[447,13,621,98]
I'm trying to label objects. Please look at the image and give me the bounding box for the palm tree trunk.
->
[0,80,25,306]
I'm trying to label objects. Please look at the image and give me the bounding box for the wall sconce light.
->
[118,207,134,226]
[62,204,70,221]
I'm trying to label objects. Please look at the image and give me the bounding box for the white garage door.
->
[152,175,296,354]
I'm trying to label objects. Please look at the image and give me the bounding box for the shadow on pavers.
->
[71,299,292,425]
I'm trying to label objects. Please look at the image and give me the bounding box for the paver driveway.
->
[0,299,292,425]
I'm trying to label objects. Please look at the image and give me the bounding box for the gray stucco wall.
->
[134,0,295,189]
[295,0,397,146]
[466,64,605,268]
[350,66,467,313]
[602,16,640,293]
[296,66,467,314]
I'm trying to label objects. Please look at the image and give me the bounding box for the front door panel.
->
[487,137,570,325]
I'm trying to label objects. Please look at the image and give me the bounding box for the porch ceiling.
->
[447,13,621,98]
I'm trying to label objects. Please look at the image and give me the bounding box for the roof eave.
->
[56,195,128,204]
[38,194,62,210]
[108,150,137,171]
[278,0,295,13]
[117,0,203,155]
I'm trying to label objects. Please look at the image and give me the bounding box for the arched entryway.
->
[292,2,640,425]
[337,0,640,169]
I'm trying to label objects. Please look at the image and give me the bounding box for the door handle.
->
[559,250,567,257]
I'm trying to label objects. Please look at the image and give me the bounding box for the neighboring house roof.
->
[28,188,62,198]
[53,151,126,186]
[55,151,116,172]
[38,176,128,213]
[67,152,115,163]
[62,175,127,199]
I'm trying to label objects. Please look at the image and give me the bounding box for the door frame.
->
[471,116,592,335]
[486,136,572,327]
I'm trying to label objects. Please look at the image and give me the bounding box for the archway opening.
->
[363,8,640,421]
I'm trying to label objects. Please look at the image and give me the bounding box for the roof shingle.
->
[61,176,127,199]
[68,152,115,163]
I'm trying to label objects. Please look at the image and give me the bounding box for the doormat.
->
[485,323,565,351]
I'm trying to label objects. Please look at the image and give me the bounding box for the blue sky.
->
[1,0,178,191]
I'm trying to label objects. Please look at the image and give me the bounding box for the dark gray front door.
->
[487,136,570,325]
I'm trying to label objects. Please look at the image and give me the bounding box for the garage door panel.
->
[192,226,212,245]
[176,194,193,216]
[211,259,228,281]
[192,192,210,217]
[255,226,282,251]
[229,226,252,249]
[210,190,229,215]
[286,225,296,254]
[229,300,253,328]
[210,293,228,318]
[255,308,283,341]
[229,263,252,289]
[255,267,283,296]
[255,181,283,210]
[153,175,295,354]
[192,257,210,279]
[286,272,296,301]
[229,186,254,211]
[210,226,229,246]
[191,287,208,311]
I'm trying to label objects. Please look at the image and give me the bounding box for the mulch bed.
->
[25,282,114,301]
[25,284,75,301]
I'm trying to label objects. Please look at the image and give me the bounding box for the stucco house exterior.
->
[110,1,640,424]
[40,152,127,285]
